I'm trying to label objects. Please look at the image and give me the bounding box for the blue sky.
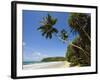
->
[22,10,77,62]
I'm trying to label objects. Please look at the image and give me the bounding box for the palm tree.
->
[68,13,91,53]
[67,13,91,66]
[37,14,58,39]
[60,29,68,41]
[38,14,89,54]
[37,13,91,66]
[68,13,91,43]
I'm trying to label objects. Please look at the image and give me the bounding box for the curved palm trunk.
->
[81,28,91,41]
[75,18,91,42]
[70,43,90,57]
[55,34,90,57]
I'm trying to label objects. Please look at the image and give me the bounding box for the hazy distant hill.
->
[41,57,66,62]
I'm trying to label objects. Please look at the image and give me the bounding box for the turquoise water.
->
[23,61,41,65]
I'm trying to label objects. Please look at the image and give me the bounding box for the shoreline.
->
[23,61,70,70]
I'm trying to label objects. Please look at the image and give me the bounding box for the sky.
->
[22,10,77,62]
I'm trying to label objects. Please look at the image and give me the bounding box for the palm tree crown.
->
[37,14,58,39]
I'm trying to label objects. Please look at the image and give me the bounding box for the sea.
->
[23,61,41,65]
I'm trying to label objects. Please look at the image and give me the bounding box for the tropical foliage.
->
[41,57,66,62]
[37,14,58,39]
[67,13,91,66]
[37,13,91,67]
[66,37,90,66]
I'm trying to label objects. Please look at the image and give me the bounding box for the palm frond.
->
[52,28,58,33]
[37,14,58,39]
[51,19,57,25]
[42,31,46,36]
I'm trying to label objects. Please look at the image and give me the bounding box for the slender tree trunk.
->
[70,42,90,57]
[75,18,91,42]
[54,34,90,57]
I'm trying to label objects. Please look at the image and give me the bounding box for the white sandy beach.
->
[23,61,70,70]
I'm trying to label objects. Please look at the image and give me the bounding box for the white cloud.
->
[32,51,48,61]
[36,52,41,56]
[22,42,26,46]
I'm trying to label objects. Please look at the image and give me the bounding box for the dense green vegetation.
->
[66,13,91,66]
[38,13,91,67]
[41,57,66,62]
[66,37,90,66]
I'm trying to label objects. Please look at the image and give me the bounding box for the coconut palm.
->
[37,14,58,39]
[37,13,91,66]
[67,13,91,66]
[38,14,89,53]
[60,29,68,41]
[68,13,91,53]
[68,13,91,44]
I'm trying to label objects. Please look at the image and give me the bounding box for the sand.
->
[23,61,70,70]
